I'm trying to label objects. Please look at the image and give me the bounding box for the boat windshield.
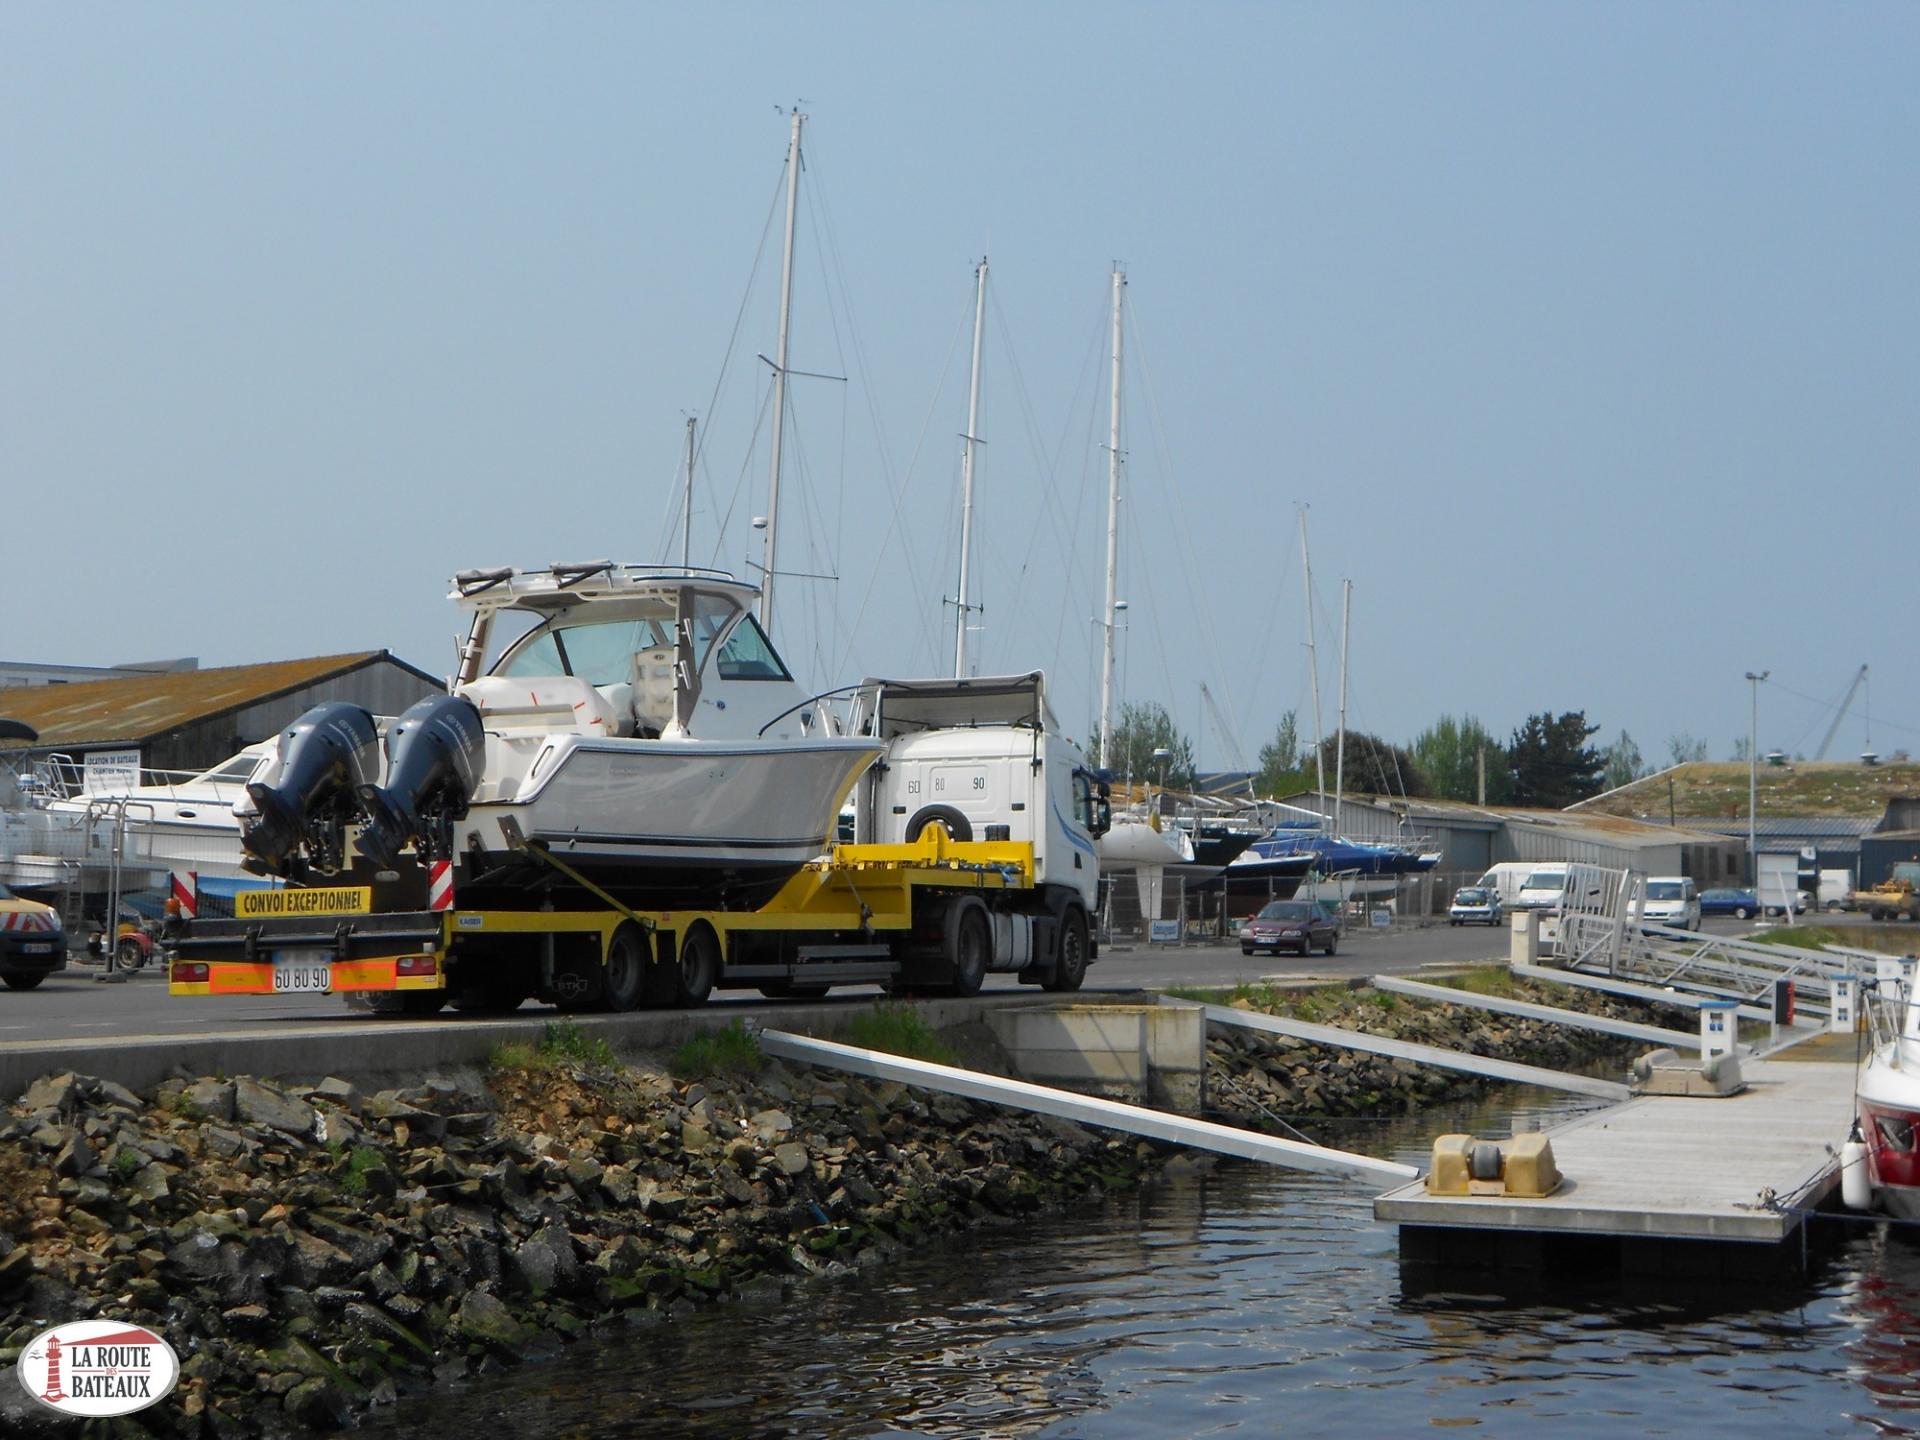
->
[493,598,793,687]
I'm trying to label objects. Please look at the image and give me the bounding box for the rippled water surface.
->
[359,1091,1920,1438]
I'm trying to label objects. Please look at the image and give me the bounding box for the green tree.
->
[1314,730,1429,798]
[1667,733,1708,765]
[1507,711,1604,809]
[1255,711,1309,796]
[1601,729,1646,792]
[1096,701,1195,788]
[1411,714,1510,803]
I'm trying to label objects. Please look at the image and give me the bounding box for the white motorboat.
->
[1097,813,1196,924]
[235,564,882,910]
[1854,960,1920,1218]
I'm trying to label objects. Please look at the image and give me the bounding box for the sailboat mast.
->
[1335,578,1351,816]
[953,256,988,676]
[759,109,804,632]
[1298,507,1326,812]
[1098,268,1126,767]
[681,415,696,572]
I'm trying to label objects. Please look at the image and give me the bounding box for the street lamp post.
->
[1745,669,1769,883]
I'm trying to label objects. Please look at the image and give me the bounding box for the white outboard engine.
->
[356,694,486,870]
[237,704,381,875]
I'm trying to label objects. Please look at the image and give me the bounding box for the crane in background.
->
[1814,664,1870,761]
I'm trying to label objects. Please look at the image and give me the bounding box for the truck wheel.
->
[1044,906,1089,992]
[906,805,973,844]
[945,902,990,996]
[115,937,146,971]
[672,925,718,1008]
[601,924,649,1013]
[2,974,45,991]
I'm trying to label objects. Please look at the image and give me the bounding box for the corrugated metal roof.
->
[1681,817,1880,840]
[0,652,423,749]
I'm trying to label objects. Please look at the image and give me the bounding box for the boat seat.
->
[456,675,621,737]
[630,647,678,737]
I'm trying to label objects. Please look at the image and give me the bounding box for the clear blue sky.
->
[4,5,1913,773]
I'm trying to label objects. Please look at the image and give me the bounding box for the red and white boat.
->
[1854,959,1920,1217]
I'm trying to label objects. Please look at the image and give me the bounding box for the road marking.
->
[66,1022,119,1029]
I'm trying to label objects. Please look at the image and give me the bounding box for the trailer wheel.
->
[602,923,649,1013]
[665,924,718,1008]
[1045,906,1089,992]
[906,805,973,844]
[946,901,990,996]
[363,990,446,1017]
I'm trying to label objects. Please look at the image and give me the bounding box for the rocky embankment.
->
[0,1052,1160,1437]
[1206,977,1662,1122]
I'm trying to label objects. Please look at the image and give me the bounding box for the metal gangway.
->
[1549,864,1850,1023]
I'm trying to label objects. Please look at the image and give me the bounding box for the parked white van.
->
[1510,864,1570,913]
[1637,876,1700,931]
[1475,862,1537,908]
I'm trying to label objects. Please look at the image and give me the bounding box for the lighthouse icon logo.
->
[16,1320,178,1418]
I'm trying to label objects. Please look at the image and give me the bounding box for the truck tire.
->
[667,924,718,1008]
[906,805,973,843]
[945,901,990,996]
[363,990,446,1017]
[116,937,146,972]
[1,973,45,991]
[601,923,649,1012]
[1044,906,1089,992]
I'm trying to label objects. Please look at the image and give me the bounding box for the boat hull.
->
[458,734,882,909]
[1858,1049,1920,1219]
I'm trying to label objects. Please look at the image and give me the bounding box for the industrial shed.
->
[0,652,442,778]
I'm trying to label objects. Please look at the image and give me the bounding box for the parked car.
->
[1637,877,1701,931]
[1241,899,1339,956]
[1700,887,1760,919]
[0,882,67,990]
[1448,886,1502,926]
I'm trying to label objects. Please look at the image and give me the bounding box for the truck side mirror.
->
[1092,797,1113,837]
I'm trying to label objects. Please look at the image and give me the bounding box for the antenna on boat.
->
[759,107,805,634]
[951,256,988,677]
[681,414,696,573]
[1098,267,1126,768]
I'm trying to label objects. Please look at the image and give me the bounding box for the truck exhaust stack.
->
[356,694,486,870]
[236,703,381,875]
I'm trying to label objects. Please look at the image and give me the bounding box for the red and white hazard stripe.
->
[428,861,454,912]
[170,871,199,919]
[0,911,54,933]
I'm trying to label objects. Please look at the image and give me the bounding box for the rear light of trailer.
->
[395,955,438,977]
[172,962,210,984]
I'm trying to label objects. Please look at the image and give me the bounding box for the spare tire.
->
[905,805,973,843]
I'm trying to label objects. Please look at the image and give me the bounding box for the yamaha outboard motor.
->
[237,704,381,875]
[356,694,485,870]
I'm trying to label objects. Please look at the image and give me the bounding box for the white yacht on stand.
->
[233,564,882,910]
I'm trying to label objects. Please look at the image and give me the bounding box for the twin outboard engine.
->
[356,694,486,870]
[237,704,381,876]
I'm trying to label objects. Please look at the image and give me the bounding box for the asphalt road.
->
[0,912,1886,1052]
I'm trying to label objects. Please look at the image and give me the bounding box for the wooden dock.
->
[1375,1057,1855,1256]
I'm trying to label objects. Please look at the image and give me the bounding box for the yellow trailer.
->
[167,834,1092,1015]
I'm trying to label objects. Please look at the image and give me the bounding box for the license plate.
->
[20,943,53,955]
[272,951,332,994]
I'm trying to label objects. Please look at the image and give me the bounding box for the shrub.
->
[670,1021,763,1081]
[844,1005,956,1064]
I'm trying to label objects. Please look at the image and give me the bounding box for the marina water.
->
[360,1088,1920,1438]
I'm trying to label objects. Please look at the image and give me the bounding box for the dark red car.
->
[1240,899,1339,956]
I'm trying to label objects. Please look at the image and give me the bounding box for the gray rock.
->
[234,1077,318,1137]
[599,1165,637,1205]
[183,1078,236,1121]
[20,1072,81,1116]
[131,1164,171,1205]
[681,1124,714,1155]
[749,1109,793,1142]
[454,1289,535,1347]
[303,1214,391,1270]
[52,1132,98,1178]
[309,1076,361,1111]
[774,1142,811,1177]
